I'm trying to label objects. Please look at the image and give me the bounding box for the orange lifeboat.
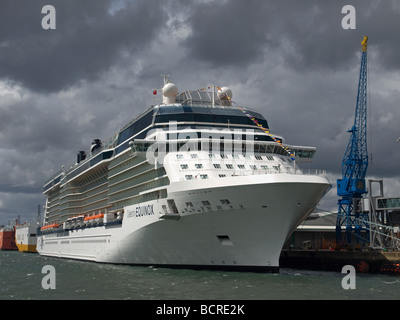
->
[41,223,60,232]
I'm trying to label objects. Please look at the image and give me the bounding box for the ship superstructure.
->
[16,221,40,253]
[38,79,331,272]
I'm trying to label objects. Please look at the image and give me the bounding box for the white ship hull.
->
[37,174,330,271]
[38,80,331,272]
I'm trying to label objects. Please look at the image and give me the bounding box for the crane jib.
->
[336,36,369,247]
[337,48,368,197]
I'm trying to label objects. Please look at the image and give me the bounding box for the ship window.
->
[213,164,221,169]
[261,165,269,170]
[195,164,203,169]
[255,155,263,160]
[202,200,211,206]
[208,154,215,159]
[219,174,226,178]
[244,155,251,160]
[217,235,229,240]
[220,199,231,205]
[180,164,188,169]
[250,165,257,170]
[186,202,194,208]
[220,154,228,159]
[232,154,240,160]
[273,166,280,171]
[190,154,198,159]
[154,106,270,129]
[116,110,153,149]
[185,175,194,180]
[226,164,234,169]
[267,156,274,161]
[167,199,179,214]
[238,165,245,169]
[176,154,183,159]
[200,174,208,179]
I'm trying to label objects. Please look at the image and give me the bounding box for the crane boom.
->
[336,36,369,246]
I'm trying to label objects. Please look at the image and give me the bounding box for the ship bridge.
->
[153,104,270,132]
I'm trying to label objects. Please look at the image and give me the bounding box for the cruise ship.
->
[37,79,331,272]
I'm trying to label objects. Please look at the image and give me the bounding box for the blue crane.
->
[336,36,369,246]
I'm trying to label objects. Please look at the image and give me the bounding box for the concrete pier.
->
[279,249,400,273]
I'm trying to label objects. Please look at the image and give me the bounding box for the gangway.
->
[364,180,400,250]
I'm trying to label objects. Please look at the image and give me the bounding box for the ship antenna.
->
[37,204,41,223]
[161,74,170,86]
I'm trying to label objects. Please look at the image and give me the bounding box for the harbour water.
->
[1,250,400,301]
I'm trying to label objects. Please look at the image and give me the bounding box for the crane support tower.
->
[336,36,369,246]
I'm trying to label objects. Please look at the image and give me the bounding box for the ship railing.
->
[177,168,327,180]
[175,90,261,112]
[120,106,154,133]
[43,170,64,192]
[293,168,327,176]
[129,138,315,162]
[43,135,118,192]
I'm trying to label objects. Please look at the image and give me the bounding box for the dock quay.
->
[279,249,400,273]
[281,206,400,274]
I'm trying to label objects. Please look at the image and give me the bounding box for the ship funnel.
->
[162,82,178,104]
[77,150,86,164]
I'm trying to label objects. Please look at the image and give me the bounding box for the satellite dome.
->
[218,87,232,105]
[217,87,232,100]
[162,83,178,104]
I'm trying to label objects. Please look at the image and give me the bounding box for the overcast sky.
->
[1,0,400,225]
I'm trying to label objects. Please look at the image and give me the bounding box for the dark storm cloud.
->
[0,0,168,93]
[0,184,40,195]
[0,91,83,153]
[283,0,400,72]
[2,0,399,94]
[181,0,400,72]
[181,0,273,67]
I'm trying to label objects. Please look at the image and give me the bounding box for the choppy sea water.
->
[1,250,400,301]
